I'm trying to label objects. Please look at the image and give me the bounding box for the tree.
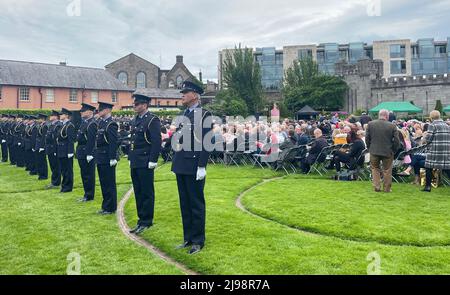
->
[222,45,264,115]
[208,89,248,117]
[434,100,443,113]
[282,57,347,113]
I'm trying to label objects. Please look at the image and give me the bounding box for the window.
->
[19,87,30,101]
[435,45,446,57]
[118,72,128,85]
[175,101,178,106]
[91,91,98,103]
[112,91,118,103]
[166,101,170,106]
[136,72,146,88]
[46,89,55,102]
[298,49,312,60]
[176,75,183,88]
[390,60,407,75]
[390,44,405,58]
[69,89,78,103]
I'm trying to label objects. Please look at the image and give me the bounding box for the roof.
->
[134,88,183,99]
[296,105,319,114]
[0,59,133,91]
[104,53,159,69]
[369,102,423,113]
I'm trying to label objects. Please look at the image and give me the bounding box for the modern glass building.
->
[411,38,450,75]
[255,47,284,91]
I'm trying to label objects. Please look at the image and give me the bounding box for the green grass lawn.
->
[2,159,450,274]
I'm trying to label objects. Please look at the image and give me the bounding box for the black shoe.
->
[46,184,59,190]
[38,177,48,181]
[100,211,115,215]
[129,225,141,234]
[176,241,192,249]
[60,190,72,193]
[188,244,203,255]
[134,225,151,235]
[423,186,432,192]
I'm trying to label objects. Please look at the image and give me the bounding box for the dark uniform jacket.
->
[24,124,34,151]
[76,117,97,160]
[128,111,162,169]
[35,122,48,151]
[171,106,213,175]
[95,116,119,165]
[13,121,25,147]
[45,121,62,155]
[56,120,76,158]
[30,123,39,151]
[366,119,400,157]
[306,136,329,163]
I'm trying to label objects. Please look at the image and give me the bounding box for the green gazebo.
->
[444,105,450,114]
[369,102,423,114]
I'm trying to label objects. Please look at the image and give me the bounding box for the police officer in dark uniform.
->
[128,94,162,235]
[172,81,213,255]
[14,114,26,168]
[95,102,119,215]
[28,115,39,175]
[76,103,98,202]
[35,114,49,180]
[0,115,9,162]
[57,108,76,193]
[46,110,62,189]
[7,115,17,165]
[23,115,34,173]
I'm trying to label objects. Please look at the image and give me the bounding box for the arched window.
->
[168,80,175,88]
[118,72,128,85]
[136,72,146,88]
[176,75,183,88]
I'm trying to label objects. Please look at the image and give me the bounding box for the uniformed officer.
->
[128,94,162,235]
[95,102,119,215]
[172,81,213,255]
[45,110,62,189]
[35,114,49,180]
[0,115,9,162]
[57,108,76,193]
[7,115,17,165]
[14,114,26,168]
[28,115,38,175]
[76,103,98,202]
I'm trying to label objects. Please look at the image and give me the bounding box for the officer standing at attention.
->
[35,114,49,180]
[0,115,9,162]
[76,103,98,202]
[95,102,119,215]
[172,81,213,255]
[57,108,76,193]
[14,114,26,168]
[7,115,17,166]
[128,94,162,235]
[46,111,62,189]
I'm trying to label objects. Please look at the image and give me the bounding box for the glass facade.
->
[255,47,283,90]
[318,43,339,74]
[412,38,448,75]
[349,42,365,63]
[390,60,406,74]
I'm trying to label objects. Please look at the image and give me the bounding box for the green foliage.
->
[222,45,264,115]
[434,100,443,113]
[282,57,347,113]
[208,89,248,117]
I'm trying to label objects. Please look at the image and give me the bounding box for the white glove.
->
[54,153,57,156]
[39,148,45,153]
[1,140,5,143]
[110,159,118,167]
[148,162,157,169]
[68,153,74,159]
[18,143,21,146]
[196,167,206,181]
[86,155,94,163]
[32,149,35,152]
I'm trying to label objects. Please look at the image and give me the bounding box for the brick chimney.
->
[59,61,67,66]
[176,55,183,63]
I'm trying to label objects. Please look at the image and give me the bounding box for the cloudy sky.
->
[1,0,449,81]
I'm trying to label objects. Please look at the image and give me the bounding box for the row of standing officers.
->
[0,81,212,255]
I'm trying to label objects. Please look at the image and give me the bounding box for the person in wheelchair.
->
[329,130,366,172]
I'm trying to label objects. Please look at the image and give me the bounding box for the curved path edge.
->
[236,176,450,248]
[117,186,199,275]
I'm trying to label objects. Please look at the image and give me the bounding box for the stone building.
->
[336,59,450,114]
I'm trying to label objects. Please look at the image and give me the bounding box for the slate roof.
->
[0,59,133,91]
[134,88,183,99]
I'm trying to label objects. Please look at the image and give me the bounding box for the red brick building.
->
[0,59,134,110]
